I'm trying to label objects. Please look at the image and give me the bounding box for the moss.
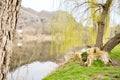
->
[81,52,88,62]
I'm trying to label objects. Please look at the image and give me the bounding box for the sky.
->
[21,0,62,12]
[21,0,120,25]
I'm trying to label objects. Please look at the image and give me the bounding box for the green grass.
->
[43,44,120,80]
[43,61,120,80]
[110,44,120,61]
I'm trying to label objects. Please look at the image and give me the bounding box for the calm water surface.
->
[7,61,58,80]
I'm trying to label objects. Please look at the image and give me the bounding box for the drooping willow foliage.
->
[86,26,96,45]
[50,0,112,54]
[50,12,98,55]
[88,0,110,44]
[50,11,84,55]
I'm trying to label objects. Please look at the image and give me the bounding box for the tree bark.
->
[0,0,21,80]
[95,0,113,48]
[102,33,120,52]
[95,22,104,48]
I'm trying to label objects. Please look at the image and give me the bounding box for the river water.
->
[7,61,58,80]
[7,41,64,80]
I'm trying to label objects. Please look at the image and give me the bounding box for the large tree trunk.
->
[95,22,104,48]
[0,0,21,80]
[102,33,120,52]
[95,0,113,48]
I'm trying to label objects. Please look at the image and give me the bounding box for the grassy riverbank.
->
[43,44,120,80]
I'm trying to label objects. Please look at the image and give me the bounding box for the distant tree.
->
[0,0,21,80]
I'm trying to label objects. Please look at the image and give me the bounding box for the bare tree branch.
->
[94,8,101,14]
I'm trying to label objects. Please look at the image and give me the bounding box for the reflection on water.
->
[8,61,58,80]
[11,41,63,71]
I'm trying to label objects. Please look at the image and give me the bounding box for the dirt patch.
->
[112,60,120,67]
[92,74,105,80]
